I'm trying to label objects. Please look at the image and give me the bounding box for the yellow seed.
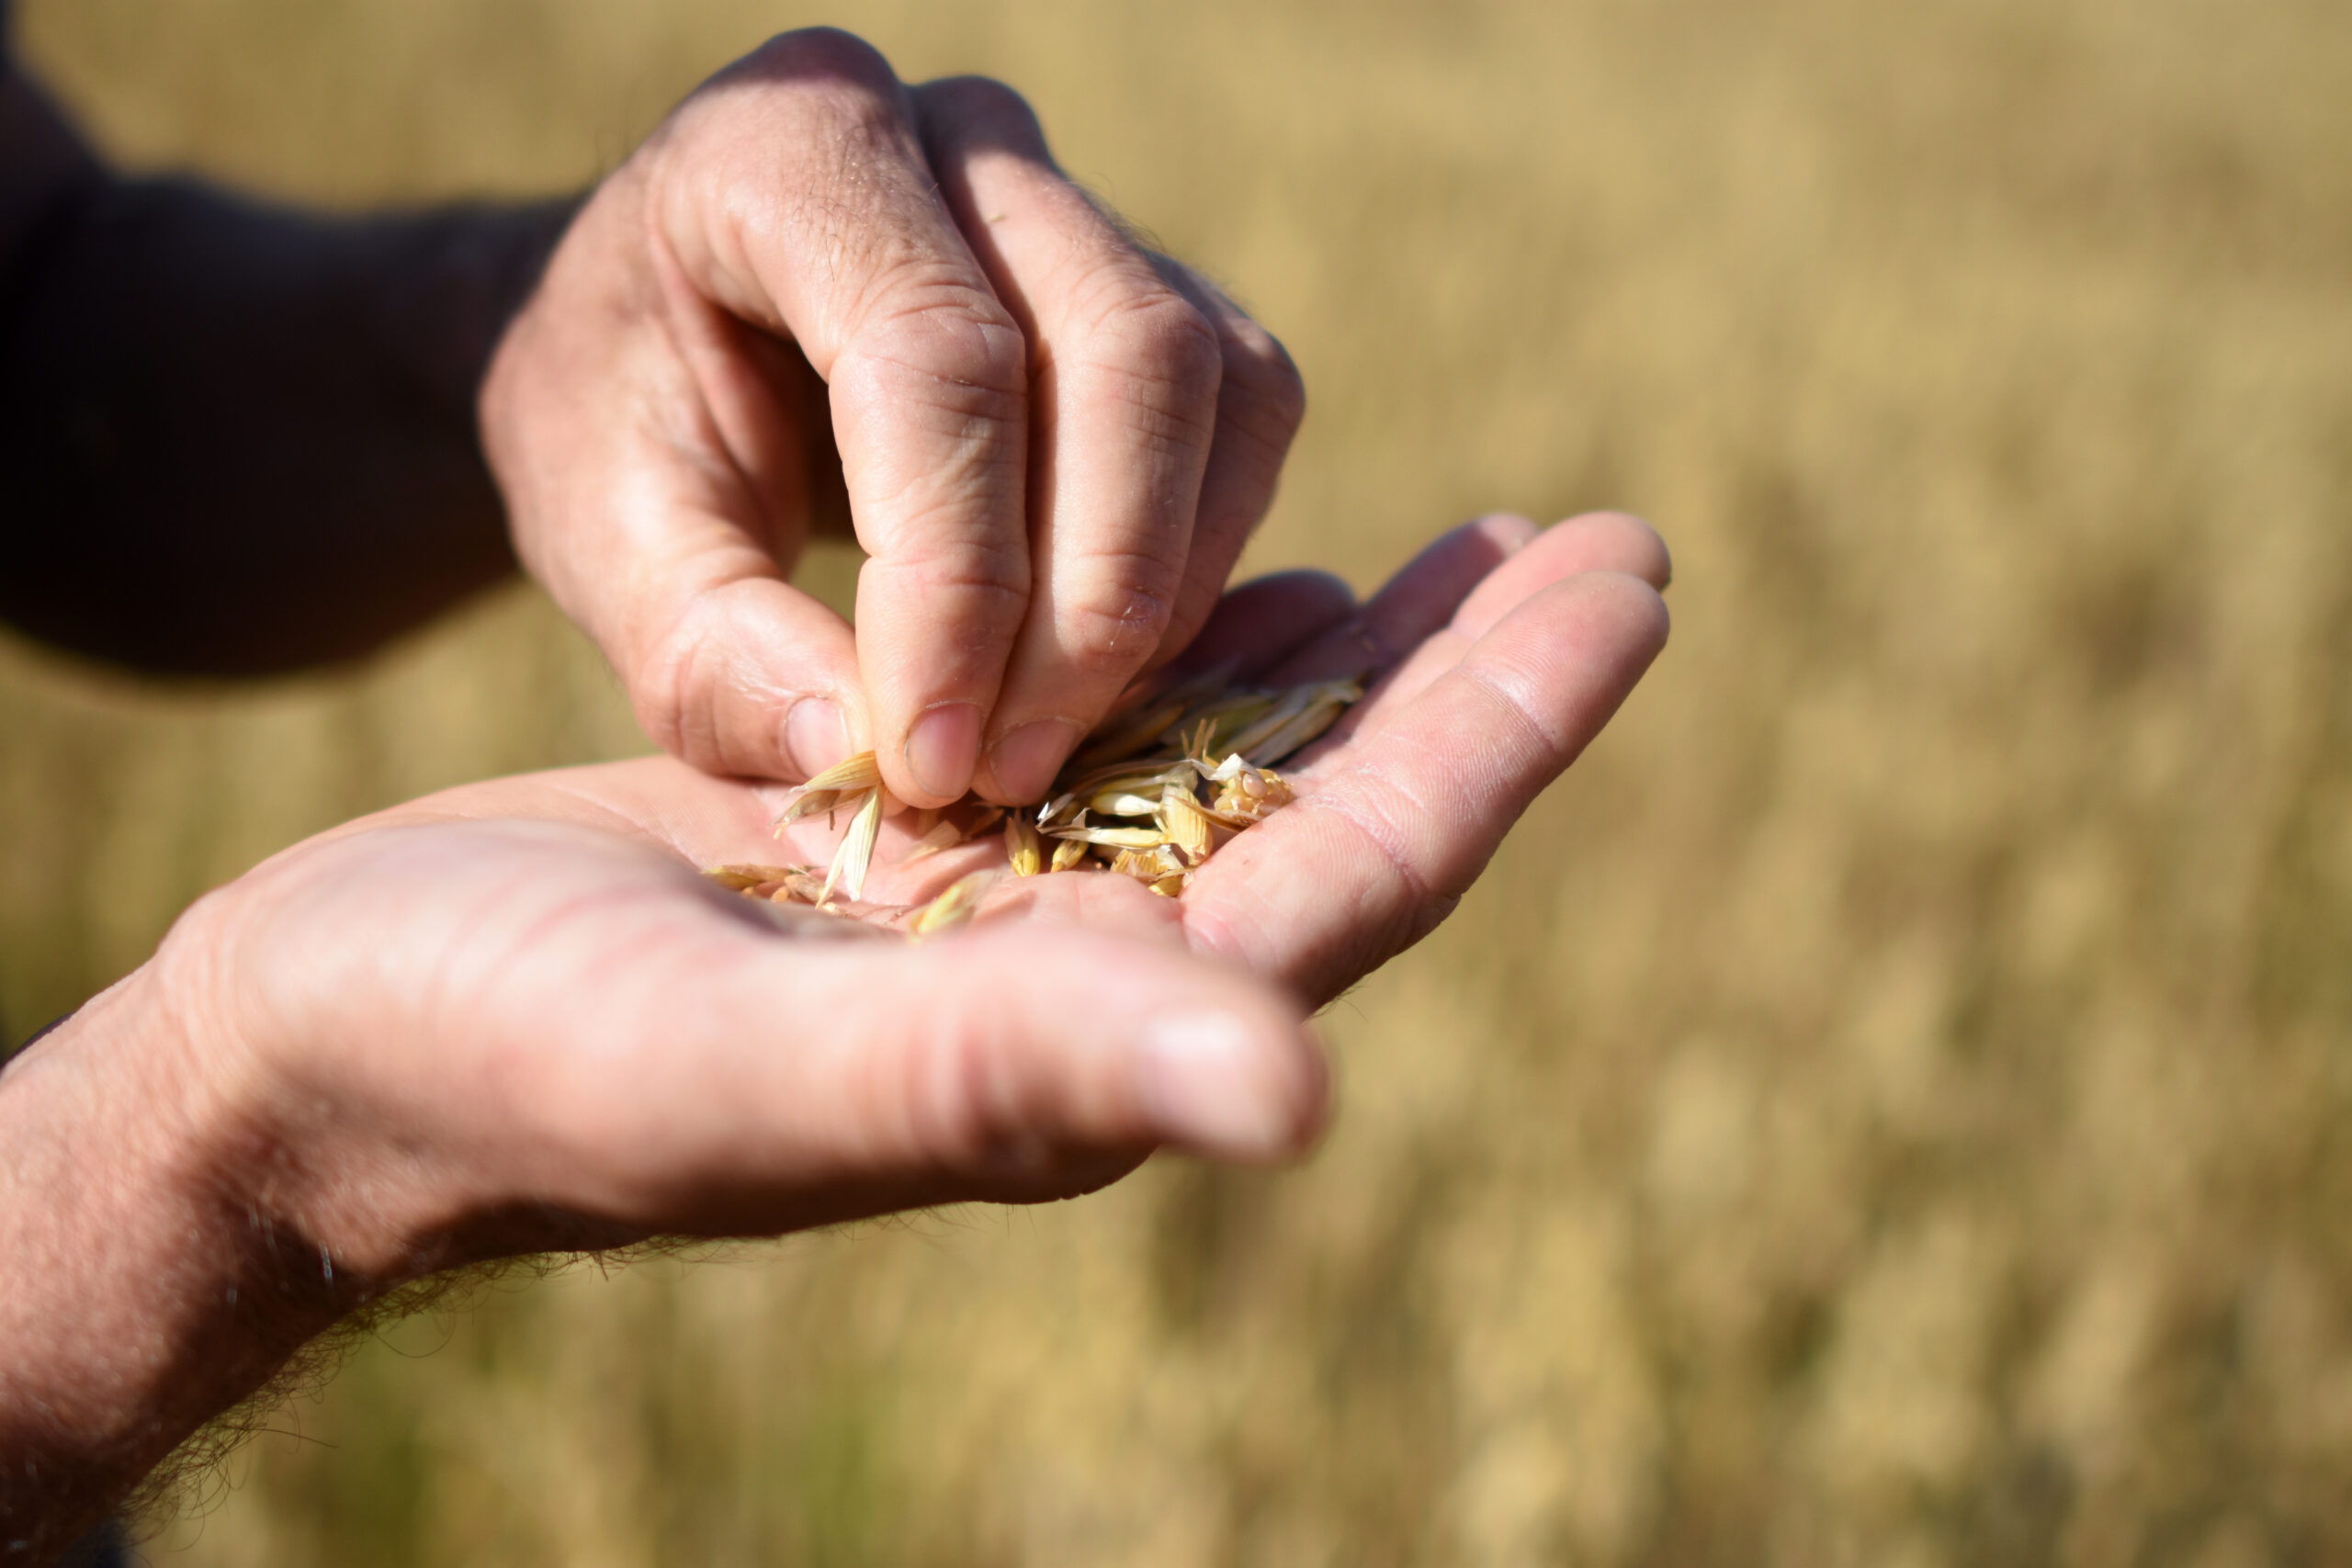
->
[910,870,995,937]
[901,818,965,862]
[752,675,1358,911]
[775,870,831,905]
[1212,772,1295,825]
[1158,785,1216,863]
[1196,753,1296,826]
[1005,813,1044,876]
[1110,843,1187,883]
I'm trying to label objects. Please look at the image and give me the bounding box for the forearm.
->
[0,171,574,673]
[0,970,346,1556]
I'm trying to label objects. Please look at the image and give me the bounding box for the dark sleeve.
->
[0,22,576,675]
[0,180,551,673]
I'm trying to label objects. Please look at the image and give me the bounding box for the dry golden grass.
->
[6,0,2352,1562]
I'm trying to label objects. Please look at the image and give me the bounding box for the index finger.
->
[1183,569,1670,1006]
[653,29,1035,806]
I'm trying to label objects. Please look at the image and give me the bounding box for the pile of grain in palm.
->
[705,671,1362,932]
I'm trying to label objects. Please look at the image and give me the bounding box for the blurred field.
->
[6,0,2352,1562]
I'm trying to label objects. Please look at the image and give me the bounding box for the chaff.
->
[717,671,1363,934]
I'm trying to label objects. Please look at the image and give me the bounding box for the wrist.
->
[143,862,646,1292]
[0,960,349,1544]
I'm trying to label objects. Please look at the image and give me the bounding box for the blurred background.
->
[6,0,2350,1562]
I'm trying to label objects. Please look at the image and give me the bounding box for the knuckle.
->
[1221,323,1307,435]
[733,27,900,94]
[843,284,1031,407]
[666,31,913,210]
[920,74,1044,140]
[885,538,1031,608]
[1085,287,1223,399]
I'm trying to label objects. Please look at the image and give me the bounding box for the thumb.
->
[526,916,1329,1230]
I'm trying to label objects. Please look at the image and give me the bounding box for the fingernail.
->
[785,698,848,778]
[904,702,982,802]
[1132,1010,1296,1159]
[989,719,1081,804]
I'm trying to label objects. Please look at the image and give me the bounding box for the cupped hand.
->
[481,28,1305,810]
[159,512,1664,1285]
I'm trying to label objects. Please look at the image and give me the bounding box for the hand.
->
[0,512,1663,1551]
[732,508,1676,1006]
[481,28,1306,809]
[217,507,1664,1261]
[198,509,1666,1264]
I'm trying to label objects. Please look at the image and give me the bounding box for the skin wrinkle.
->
[623,481,781,597]
[1448,654,1583,766]
[832,295,1030,400]
[831,372,1027,513]
[1306,759,1453,908]
[322,863,560,1114]
[1069,294,1222,408]
[1061,359,1224,458]
[1468,578,1670,752]
[832,237,1020,363]
[1036,208,1177,299]
[364,883,733,1222]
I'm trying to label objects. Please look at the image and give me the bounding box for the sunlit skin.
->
[0,513,1667,1553]
[485,28,1312,808]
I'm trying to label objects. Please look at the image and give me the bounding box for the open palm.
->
[185,513,1667,1280]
